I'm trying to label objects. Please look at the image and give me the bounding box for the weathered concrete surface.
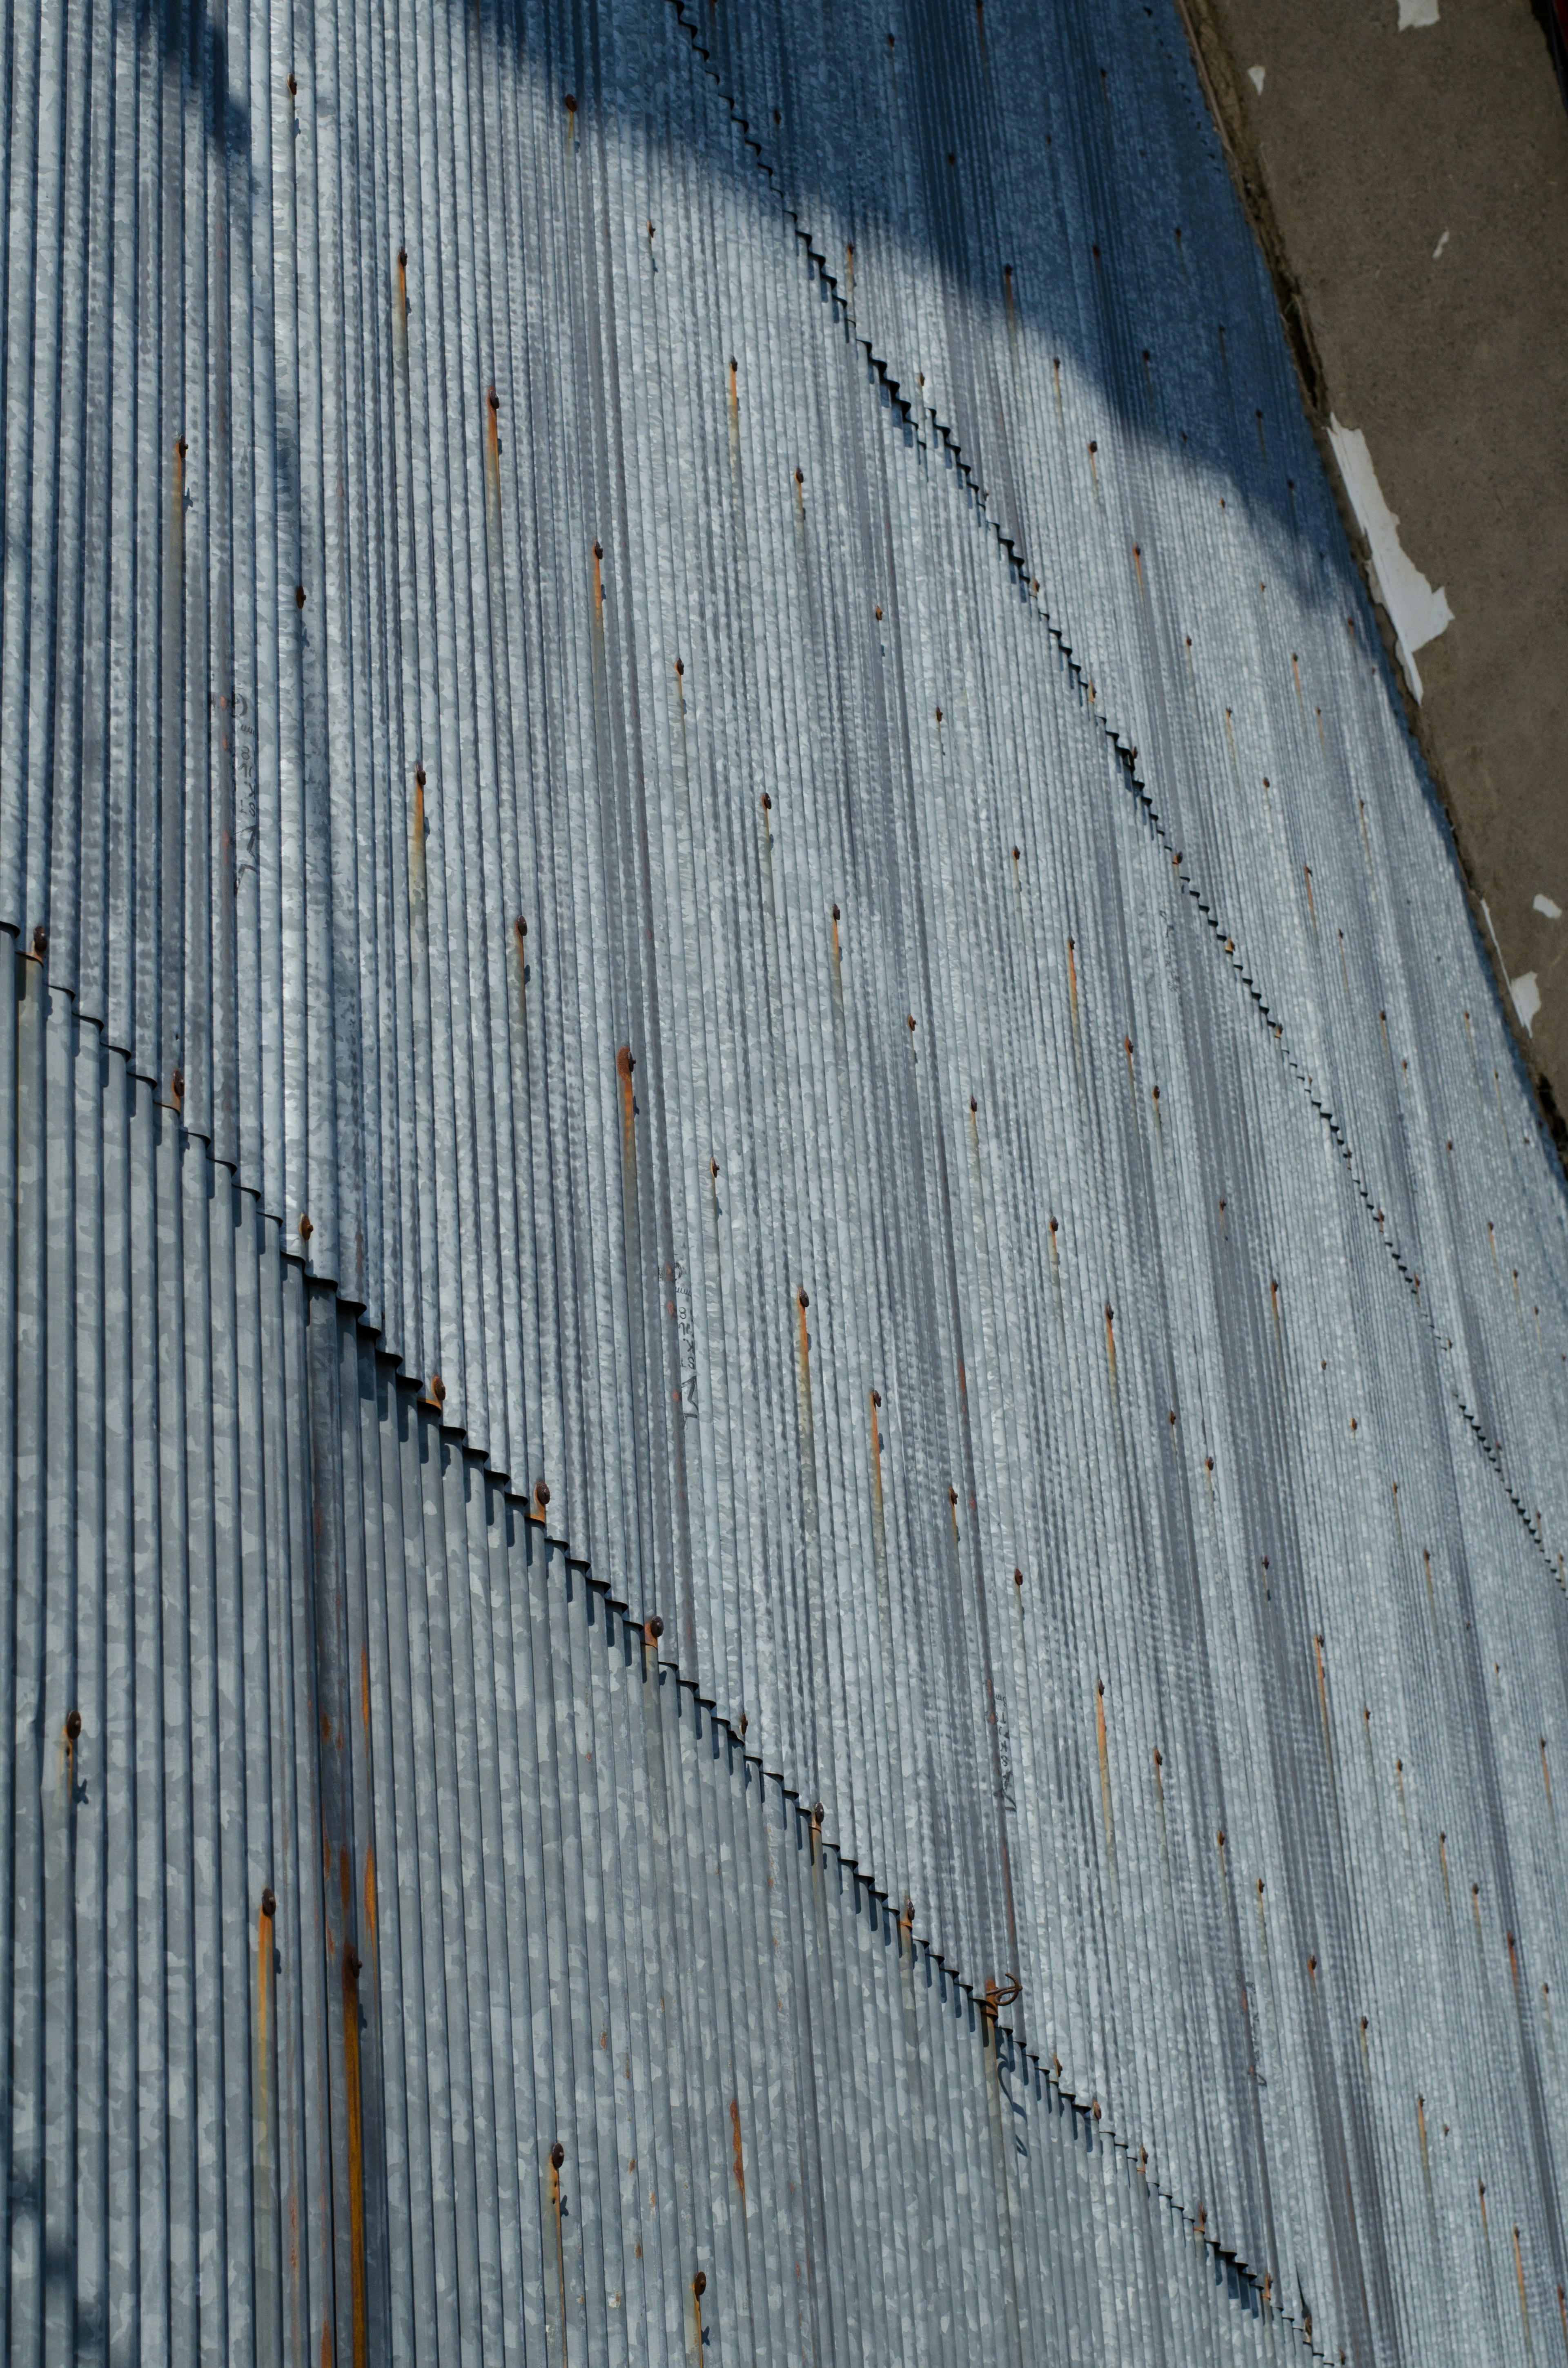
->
[1176,0,1568,1141]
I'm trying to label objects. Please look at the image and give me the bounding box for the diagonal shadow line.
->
[662,0,1559,1601]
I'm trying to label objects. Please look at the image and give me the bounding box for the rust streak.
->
[342,1943,368,2368]
[730,2098,746,2205]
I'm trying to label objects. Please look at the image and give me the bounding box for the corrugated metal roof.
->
[2,0,1567,2357]
[8,967,1311,2363]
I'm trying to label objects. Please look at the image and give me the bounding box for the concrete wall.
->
[1177,0,1568,1140]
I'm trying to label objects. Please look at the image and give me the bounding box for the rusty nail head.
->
[346,1947,362,1980]
[31,925,47,958]
[515,915,527,938]
[875,604,882,620]
[287,71,297,94]
[414,765,425,788]
[295,584,306,608]
[298,1213,313,1242]
[550,2140,566,2168]
[795,467,803,485]
[65,1709,82,1743]
[970,1095,977,1113]
[935,705,943,722]
[797,1288,809,1310]
[674,656,683,676]
[760,791,771,811]
[907,1014,916,1031]
[1012,844,1020,860]
[488,385,499,410]
[831,902,840,920]
[812,1801,825,1825]
[534,1479,550,1508]
[1013,1567,1023,1586]
[430,1374,446,1406]
[261,1886,277,1920]
[398,246,407,267]
[871,1389,882,1407]
[593,541,603,560]
[644,1614,664,1643]
[693,2272,707,2298]
[563,92,576,111]
[737,1712,748,1738]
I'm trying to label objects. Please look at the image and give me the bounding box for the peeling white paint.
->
[1535,893,1562,921]
[1483,900,1541,1034]
[1432,228,1450,261]
[1248,65,1266,93]
[1327,415,1453,701]
[1399,0,1439,26]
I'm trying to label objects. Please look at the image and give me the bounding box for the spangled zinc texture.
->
[1,0,1567,2360]
[8,970,1297,2366]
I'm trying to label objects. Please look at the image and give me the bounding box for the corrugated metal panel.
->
[8,961,1314,2364]
[2,0,1567,2359]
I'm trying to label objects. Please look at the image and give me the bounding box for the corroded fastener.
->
[1013,1568,1023,1587]
[533,1479,550,1510]
[710,1158,719,1180]
[550,2140,566,2169]
[874,605,882,621]
[810,1801,825,1833]
[737,1712,748,1739]
[563,93,576,114]
[797,1289,809,1310]
[171,1068,184,1110]
[831,903,840,921]
[515,915,527,943]
[674,657,684,678]
[298,1213,313,1242]
[295,585,306,609]
[488,385,499,412]
[906,1014,916,1032]
[66,1710,82,1743]
[430,1374,446,1407]
[345,1948,362,1982]
[261,1887,277,1920]
[934,706,943,723]
[30,925,47,959]
[794,467,803,487]
[760,792,771,812]
[642,1614,663,1648]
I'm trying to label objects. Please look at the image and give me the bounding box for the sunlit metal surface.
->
[1,0,1566,2357]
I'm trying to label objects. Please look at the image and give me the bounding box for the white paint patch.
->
[1482,900,1542,1033]
[1398,0,1439,26]
[1327,415,1453,701]
[1248,65,1266,93]
[1535,893,1562,920]
[1432,228,1450,261]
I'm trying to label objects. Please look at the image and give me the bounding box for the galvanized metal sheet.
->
[2,0,1567,2359]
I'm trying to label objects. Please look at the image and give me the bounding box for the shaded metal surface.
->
[2,0,1568,2359]
[5,963,1311,2364]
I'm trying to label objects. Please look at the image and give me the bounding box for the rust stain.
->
[363,1849,377,1969]
[1096,1680,1114,1858]
[342,1943,368,2368]
[730,2099,746,2204]
[1313,1633,1332,1758]
[1066,936,1079,1020]
[592,539,604,618]
[1103,1302,1116,1381]
[361,1646,370,1740]
[868,1390,883,1523]
[1514,2225,1530,2337]
[411,767,427,896]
